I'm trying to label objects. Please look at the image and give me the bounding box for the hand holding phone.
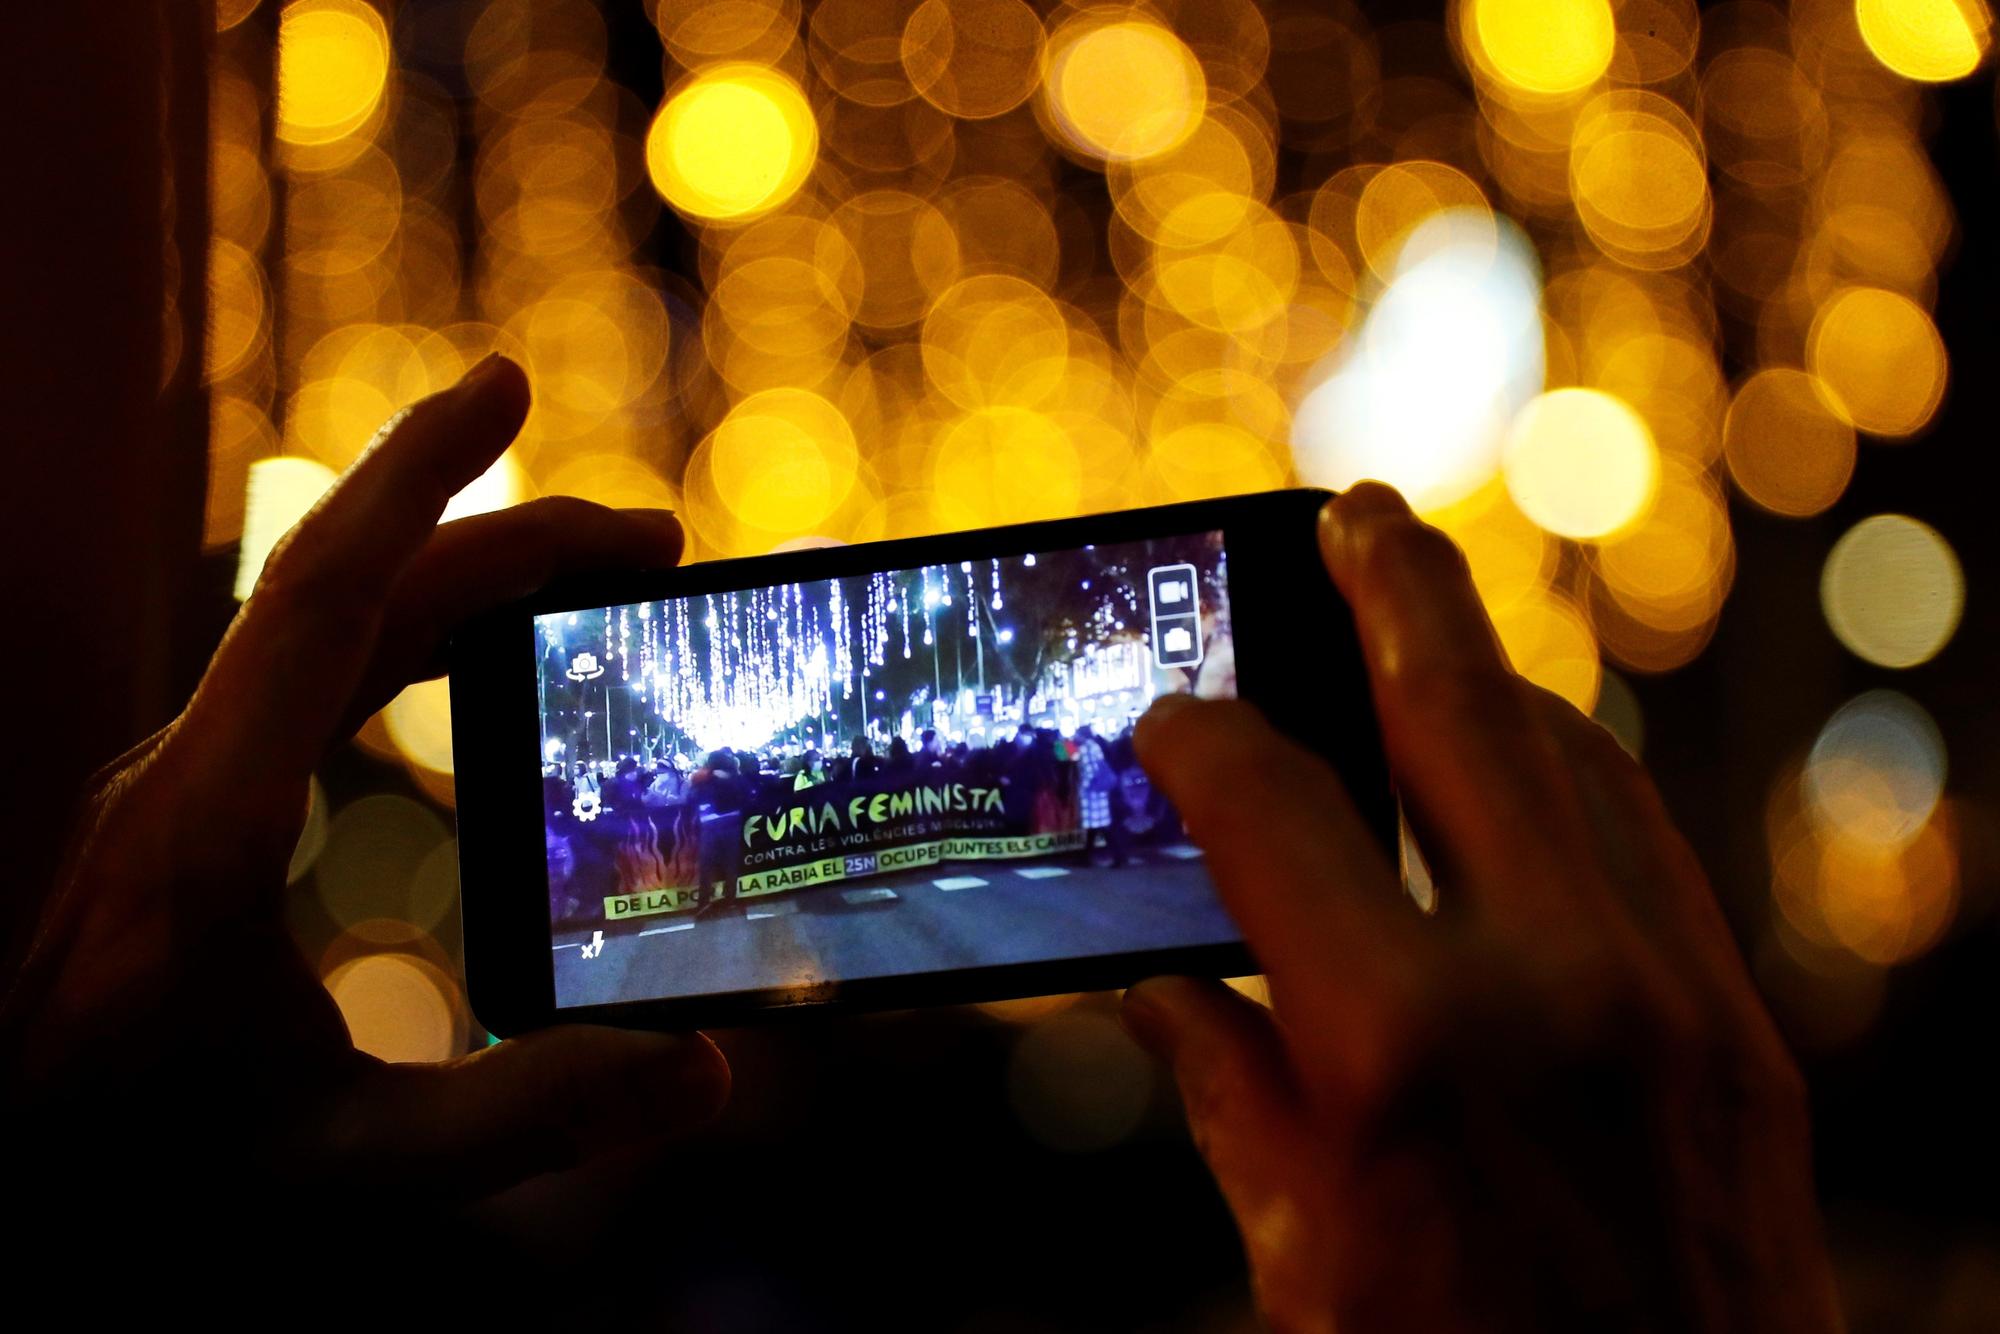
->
[1118,484,1842,1333]
[8,359,730,1207]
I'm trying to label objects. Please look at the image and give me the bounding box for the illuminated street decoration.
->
[542,552,1151,756]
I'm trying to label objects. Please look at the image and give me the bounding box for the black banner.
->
[559,761,1092,923]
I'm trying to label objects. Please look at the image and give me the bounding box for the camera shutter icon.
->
[1147,562,1205,667]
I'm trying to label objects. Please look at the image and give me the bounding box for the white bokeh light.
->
[1291,210,1545,513]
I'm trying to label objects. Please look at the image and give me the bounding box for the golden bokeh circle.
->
[645,64,819,222]
[1569,93,1710,266]
[1723,368,1856,517]
[932,405,1083,526]
[1503,388,1661,540]
[902,0,1045,120]
[1491,586,1602,713]
[1043,16,1206,163]
[1468,0,1616,96]
[921,273,1071,410]
[325,952,460,1063]
[1807,286,1948,439]
[704,387,861,534]
[1855,0,1992,82]
[276,0,391,147]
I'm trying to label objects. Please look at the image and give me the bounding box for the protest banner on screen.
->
[570,763,1087,923]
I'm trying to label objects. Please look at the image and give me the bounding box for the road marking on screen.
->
[639,922,697,936]
[1159,844,1204,860]
[840,887,900,904]
[1013,866,1070,879]
[747,901,801,920]
[934,875,988,890]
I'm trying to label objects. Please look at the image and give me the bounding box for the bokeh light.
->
[695,387,861,542]
[645,65,819,221]
[1007,1006,1154,1152]
[1491,586,1603,711]
[1807,286,1948,438]
[1570,93,1711,268]
[1292,211,1543,513]
[384,677,457,790]
[315,792,454,932]
[976,991,1082,1025]
[1043,15,1205,163]
[235,456,338,600]
[1821,514,1964,668]
[1503,387,1660,540]
[1466,0,1617,96]
[198,0,1983,1084]
[1804,691,1947,848]
[276,0,390,147]
[1769,746,1960,968]
[1856,0,1993,82]
[902,0,1045,120]
[1723,369,1856,518]
[325,952,461,1062]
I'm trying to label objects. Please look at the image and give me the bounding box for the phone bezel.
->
[450,488,1393,1034]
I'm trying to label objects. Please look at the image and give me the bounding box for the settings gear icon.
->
[572,790,602,822]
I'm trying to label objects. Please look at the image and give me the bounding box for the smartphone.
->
[451,489,1392,1034]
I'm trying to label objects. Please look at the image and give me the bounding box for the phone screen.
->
[533,528,1239,1009]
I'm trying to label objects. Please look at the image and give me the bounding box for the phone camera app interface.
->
[535,530,1238,1009]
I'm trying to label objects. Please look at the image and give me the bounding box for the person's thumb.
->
[310,1026,730,1202]
[1124,977,1342,1324]
[1123,975,1309,1171]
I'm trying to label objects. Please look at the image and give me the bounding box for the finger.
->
[185,355,532,781]
[1133,694,1424,1090]
[1122,978,1343,1317]
[1519,687,1757,988]
[1317,484,1601,920]
[1124,976,1310,1143]
[340,500,683,730]
[317,1026,729,1202]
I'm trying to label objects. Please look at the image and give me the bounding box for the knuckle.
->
[376,393,454,456]
[518,494,605,530]
[253,534,374,634]
[1384,658,1516,727]
[1354,513,1468,587]
[1547,949,1706,1060]
[1332,479,1415,526]
[1530,684,1629,763]
[254,523,330,597]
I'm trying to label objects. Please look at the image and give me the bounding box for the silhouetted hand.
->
[1126,483,1841,1334]
[3,356,728,1203]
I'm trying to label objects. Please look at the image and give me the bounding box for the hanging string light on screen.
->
[569,559,1039,753]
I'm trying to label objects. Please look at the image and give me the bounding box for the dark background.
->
[3,3,1995,1328]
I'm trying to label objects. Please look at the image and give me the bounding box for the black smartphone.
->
[450,488,1392,1034]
